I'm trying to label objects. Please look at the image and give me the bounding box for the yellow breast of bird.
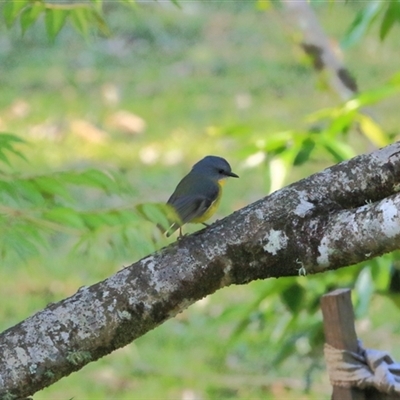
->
[191,180,225,223]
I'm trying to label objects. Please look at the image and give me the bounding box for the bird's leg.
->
[202,222,210,227]
[177,227,190,240]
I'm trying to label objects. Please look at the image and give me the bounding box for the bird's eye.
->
[218,169,224,174]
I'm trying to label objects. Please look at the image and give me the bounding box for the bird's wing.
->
[166,194,213,236]
[169,194,213,225]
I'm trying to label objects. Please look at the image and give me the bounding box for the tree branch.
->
[1,142,400,398]
[281,0,358,99]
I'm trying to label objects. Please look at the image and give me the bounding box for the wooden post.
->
[321,289,366,400]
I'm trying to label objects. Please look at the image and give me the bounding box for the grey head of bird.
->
[191,155,239,181]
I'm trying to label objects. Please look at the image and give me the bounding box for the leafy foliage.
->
[0,133,27,165]
[235,72,399,190]
[3,0,400,44]
[0,133,170,262]
[2,0,116,38]
[215,74,400,376]
[343,0,400,46]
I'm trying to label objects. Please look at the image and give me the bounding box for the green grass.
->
[1,1,400,399]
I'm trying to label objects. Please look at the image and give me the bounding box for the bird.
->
[165,155,239,237]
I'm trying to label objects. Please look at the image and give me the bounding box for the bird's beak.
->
[227,171,239,178]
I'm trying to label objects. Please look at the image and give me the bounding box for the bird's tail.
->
[136,203,181,236]
[161,222,181,237]
[154,205,182,237]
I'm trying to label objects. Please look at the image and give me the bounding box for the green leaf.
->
[321,138,356,162]
[136,203,176,230]
[20,2,45,34]
[70,7,90,37]
[3,0,29,27]
[280,283,306,313]
[80,212,104,230]
[0,180,18,202]
[34,176,74,202]
[44,207,86,229]
[342,2,382,49]
[15,179,45,206]
[78,209,140,230]
[293,138,315,166]
[96,211,122,226]
[0,222,49,262]
[0,133,25,144]
[352,81,400,108]
[0,151,11,166]
[380,0,400,41]
[325,109,355,137]
[0,133,27,165]
[45,9,68,39]
[59,169,118,192]
[116,209,141,225]
[263,131,294,154]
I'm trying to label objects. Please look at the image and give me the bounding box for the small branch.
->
[280,0,381,150]
[1,142,400,398]
[281,0,357,100]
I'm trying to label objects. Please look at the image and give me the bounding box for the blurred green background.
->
[2,1,400,399]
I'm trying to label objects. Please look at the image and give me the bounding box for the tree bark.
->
[1,142,400,398]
